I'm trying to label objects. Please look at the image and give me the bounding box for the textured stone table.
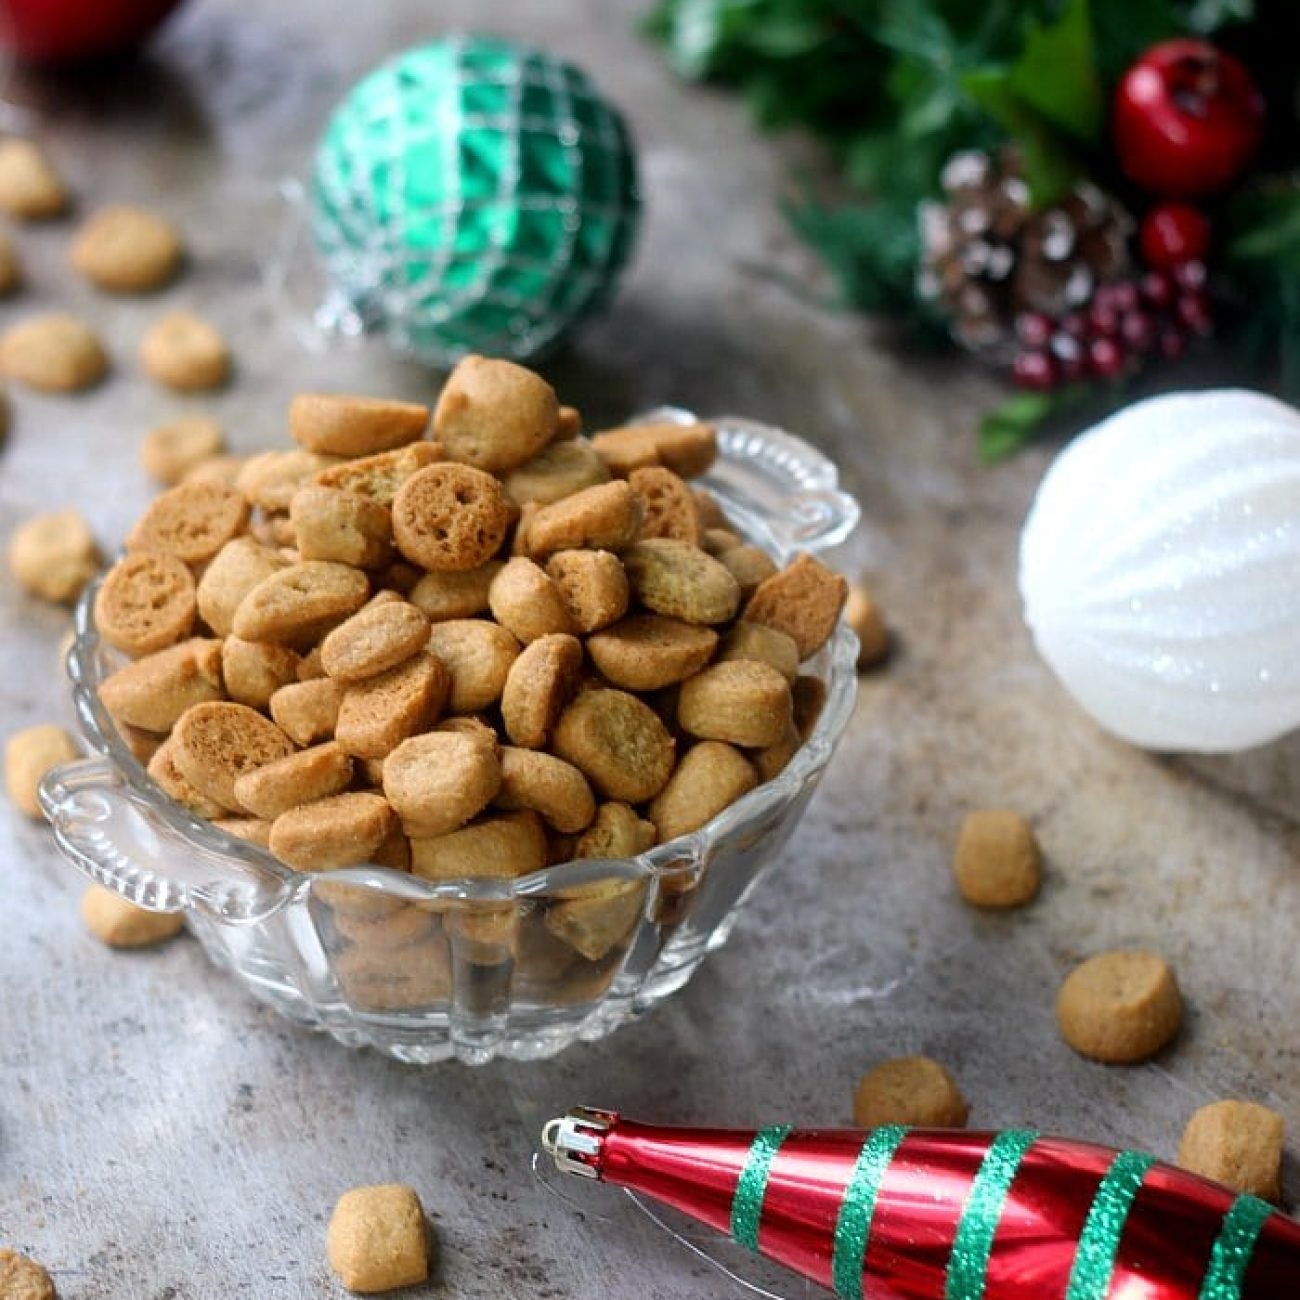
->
[2,2,1297,1297]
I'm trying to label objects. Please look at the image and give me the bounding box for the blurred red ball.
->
[0,0,185,65]
[1140,203,1212,270]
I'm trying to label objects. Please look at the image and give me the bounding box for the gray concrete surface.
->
[2,2,1298,1296]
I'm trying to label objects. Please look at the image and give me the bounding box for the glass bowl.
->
[39,411,860,1064]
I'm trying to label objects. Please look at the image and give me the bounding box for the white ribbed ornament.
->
[1020,389,1300,753]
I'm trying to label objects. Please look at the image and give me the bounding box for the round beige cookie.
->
[82,884,186,948]
[327,1184,432,1294]
[71,204,183,292]
[1056,949,1183,1063]
[5,723,79,819]
[1,314,107,392]
[140,416,225,484]
[952,809,1041,909]
[94,551,197,656]
[140,311,230,391]
[433,354,559,472]
[1176,1100,1284,1200]
[852,1056,969,1128]
[0,137,68,219]
[9,508,100,603]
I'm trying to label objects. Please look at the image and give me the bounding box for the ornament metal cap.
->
[541,1108,1300,1299]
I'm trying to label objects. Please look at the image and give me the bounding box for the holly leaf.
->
[1224,181,1300,266]
[978,386,1091,461]
[1006,0,1104,145]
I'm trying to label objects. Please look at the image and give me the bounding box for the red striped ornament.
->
[541,1109,1300,1299]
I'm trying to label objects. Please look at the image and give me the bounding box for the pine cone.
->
[918,151,1134,362]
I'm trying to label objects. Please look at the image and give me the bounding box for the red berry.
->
[1088,337,1126,379]
[1050,333,1087,382]
[1174,259,1208,291]
[1140,271,1175,309]
[1088,299,1121,337]
[1139,203,1211,270]
[1112,39,1265,198]
[1176,291,1213,336]
[1059,311,1088,339]
[1110,282,1140,314]
[1012,350,1058,390]
[1160,328,1187,360]
[1015,312,1053,349]
[1121,311,1156,353]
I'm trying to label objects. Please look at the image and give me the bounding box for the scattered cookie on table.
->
[9,509,100,604]
[0,1246,56,1300]
[70,204,183,292]
[140,415,225,484]
[852,1056,969,1128]
[952,809,1041,909]
[140,310,230,391]
[0,137,68,219]
[5,724,79,819]
[1,314,107,392]
[1056,949,1183,1063]
[845,581,890,669]
[327,1184,432,1295]
[81,884,185,948]
[0,230,22,295]
[1176,1099,1284,1200]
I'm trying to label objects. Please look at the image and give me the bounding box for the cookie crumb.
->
[1177,1100,1284,1200]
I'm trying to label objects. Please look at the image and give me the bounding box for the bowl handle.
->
[38,757,295,924]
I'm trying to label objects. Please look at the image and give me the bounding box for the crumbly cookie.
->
[433,354,559,472]
[232,741,354,821]
[237,450,344,513]
[526,480,641,557]
[409,809,547,881]
[629,466,701,544]
[677,660,793,748]
[127,480,249,567]
[0,230,22,295]
[1,314,107,392]
[269,678,342,746]
[648,741,757,842]
[852,1057,969,1128]
[289,392,428,456]
[552,688,676,803]
[408,562,501,622]
[500,632,583,749]
[312,440,443,505]
[586,615,718,691]
[793,673,827,738]
[1056,949,1183,1063]
[221,638,301,709]
[382,730,501,838]
[717,543,777,599]
[545,548,629,633]
[503,437,610,505]
[171,701,295,812]
[743,553,848,660]
[487,557,574,643]
[269,792,397,870]
[94,551,196,656]
[9,508,100,603]
[702,527,742,555]
[70,205,183,292]
[425,619,520,714]
[495,747,596,833]
[391,463,510,572]
[231,560,370,645]
[1176,1100,1284,1200]
[320,599,429,682]
[140,310,230,391]
[327,1185,432,1295]
[99,638,224,733]
[81,884,186,949]
[289,485,392,569]
[140,416,225,485]
[0,137,68,219]
[717,621,799,682]
[574,802,656,860]
[623,539,741,625]
[333,937,451,1008]
[147,736,225,818]
[5,723,79,818]
[195,537,287,636]
[334,653,450,759]
[846,582,890,669]
[952,810,1041,909]
[182,453,246,487]
[591,421,717,478]
[752,720,800,783]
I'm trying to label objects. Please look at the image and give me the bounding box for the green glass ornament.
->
[310,33,641,366]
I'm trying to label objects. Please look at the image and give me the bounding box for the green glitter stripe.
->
[830,1125,909,1300]
[730,1124,793,1252]
[1199,1194,1274,1300]
[945,1130,1040,1300]
[1065,1150,1157,1300]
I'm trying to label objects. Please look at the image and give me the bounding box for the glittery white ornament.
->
[1020,389,1300,752]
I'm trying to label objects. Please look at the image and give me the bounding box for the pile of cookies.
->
[88,355,850,972]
